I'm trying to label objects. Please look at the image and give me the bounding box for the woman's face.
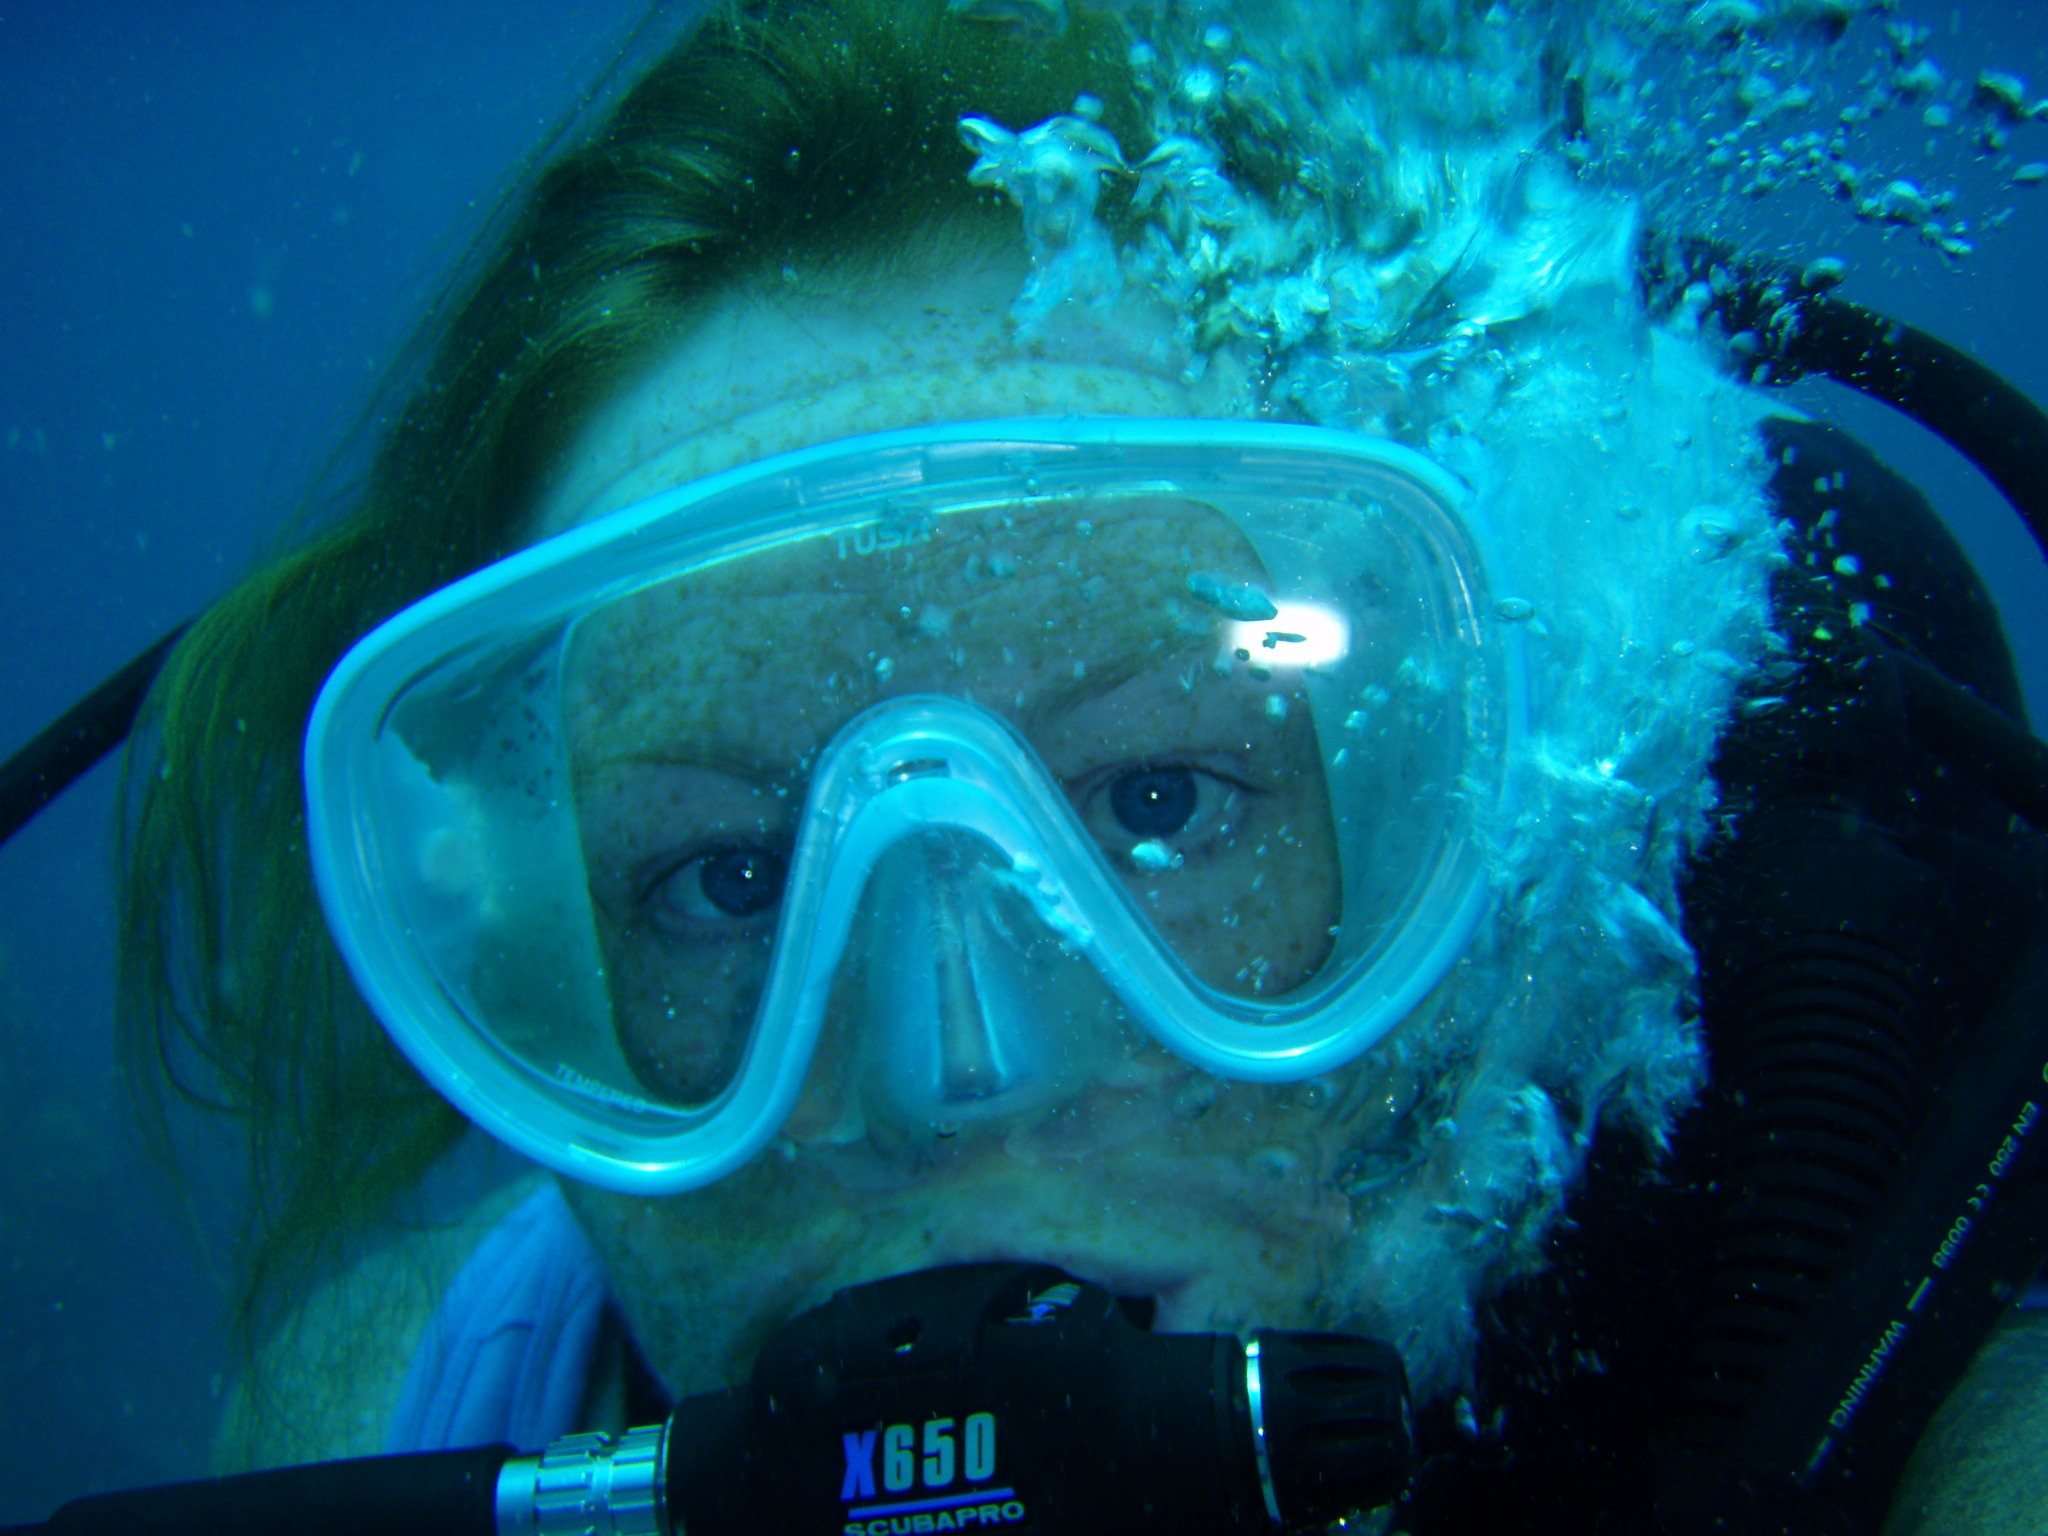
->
[539,251,1416,1398]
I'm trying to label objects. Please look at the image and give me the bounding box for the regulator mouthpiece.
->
[634,1261,1415,1536]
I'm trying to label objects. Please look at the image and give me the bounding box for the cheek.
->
[1141,764,1342,996]
[558,1163,871,1396]
[1258,767,1343,978]
[606,927,775,1103]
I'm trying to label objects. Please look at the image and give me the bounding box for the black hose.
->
[0,621,187,850]
[10,1443,512,1535]
[1893,645,2048,834]
[1639,232,2048,570]
[1641,233,2048,835]
[1783,292,2048,560]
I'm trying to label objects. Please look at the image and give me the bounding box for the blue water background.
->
[2,1,2045,1520]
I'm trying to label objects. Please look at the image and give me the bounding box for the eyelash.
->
[637,839,791,932]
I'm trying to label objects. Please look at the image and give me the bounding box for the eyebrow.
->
[586,738,793,789]
[1015,641,1203,741]
[581,664,1169,791]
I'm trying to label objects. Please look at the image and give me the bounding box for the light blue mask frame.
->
[305,418,1526,1194]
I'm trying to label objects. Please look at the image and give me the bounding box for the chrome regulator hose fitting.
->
[496,1421,669,1536]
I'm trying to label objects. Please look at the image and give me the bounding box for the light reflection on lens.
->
[1223,603,1349,669]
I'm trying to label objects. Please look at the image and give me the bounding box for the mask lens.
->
[560,492,1363,1102]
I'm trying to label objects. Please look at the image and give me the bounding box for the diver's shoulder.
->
[1884,1306,2048,1536]
[210,1174,548,1473]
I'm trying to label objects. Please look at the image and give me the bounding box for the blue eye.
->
[650,844,787,925]
[1108,767,1199,838]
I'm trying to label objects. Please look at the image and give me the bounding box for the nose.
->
[856,830,1113,1132]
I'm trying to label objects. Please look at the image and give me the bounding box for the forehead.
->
[527,255,1239,540]
[564,494,1271,777]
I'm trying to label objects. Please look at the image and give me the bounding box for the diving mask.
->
[304,419,1523,1193]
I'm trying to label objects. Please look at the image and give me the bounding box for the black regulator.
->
[9,1263,1413,1536]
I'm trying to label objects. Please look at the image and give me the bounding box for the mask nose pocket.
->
[850,828,1127,1135]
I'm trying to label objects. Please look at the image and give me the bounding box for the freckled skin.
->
[534,252,1414,1397]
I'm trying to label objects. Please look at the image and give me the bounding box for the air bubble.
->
[1684,507,1742,559]
[1802,256,1847,289]
[1175,66,1221,110]
[1861,179,1933,225]
[958,110,1126,331]
[1186,572,1279,621]
[1131,840,1183,872]
[1974,70,2033,123]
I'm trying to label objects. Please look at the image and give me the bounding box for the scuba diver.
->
[4,1,2047,1532]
